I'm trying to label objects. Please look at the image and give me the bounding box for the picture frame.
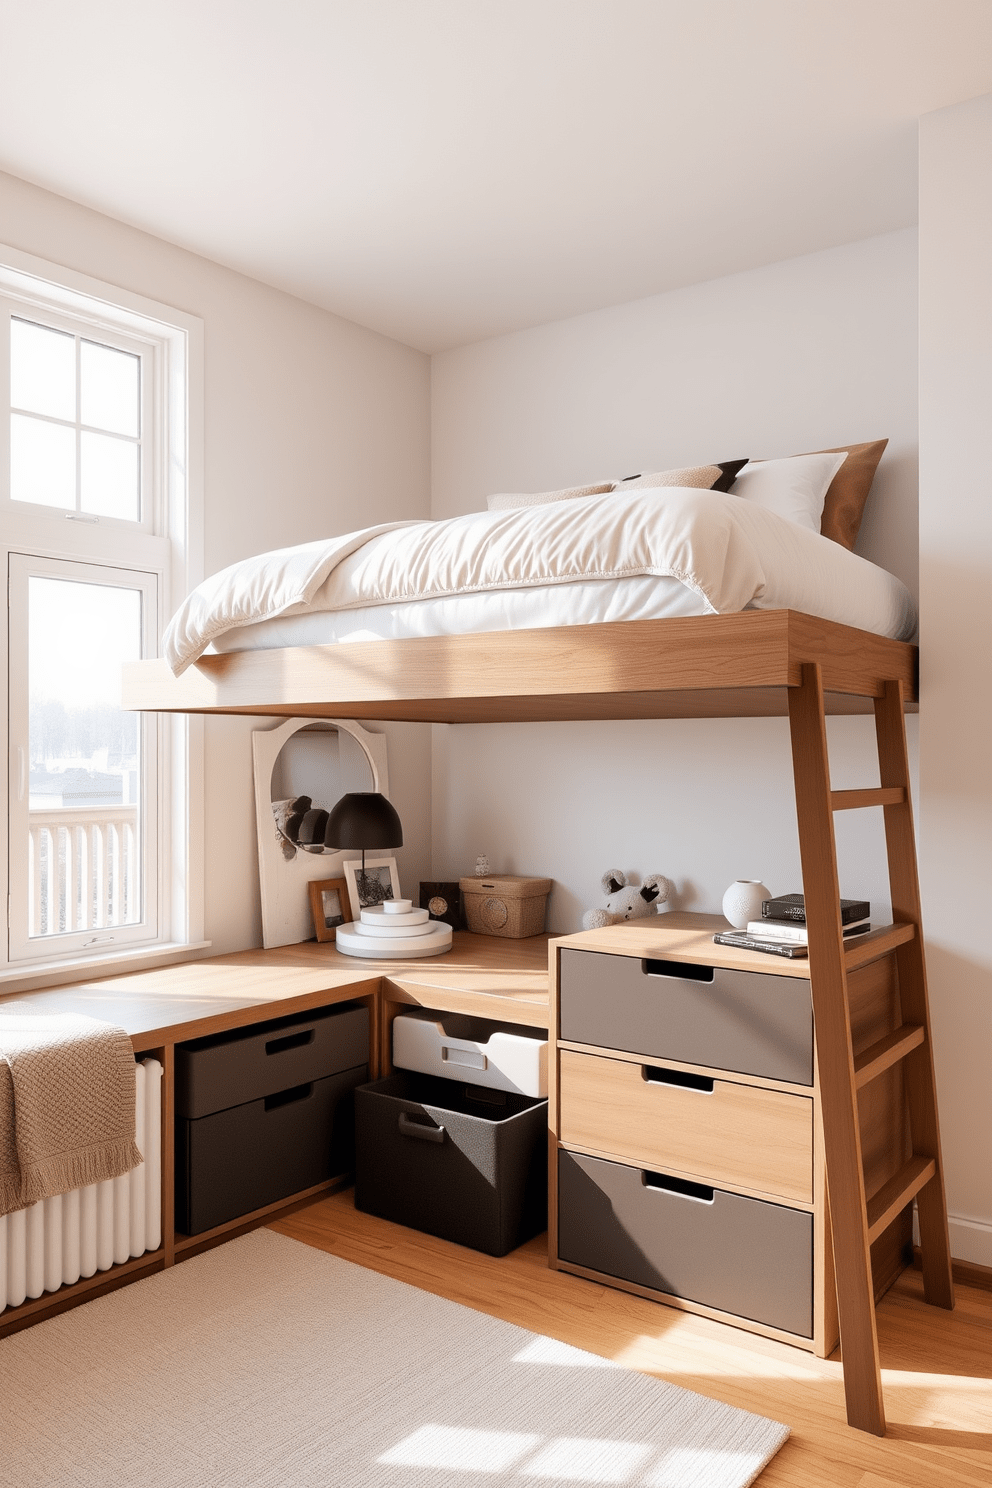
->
[342,855,401,913]
[308,876,353,943]
[419,880,463,931]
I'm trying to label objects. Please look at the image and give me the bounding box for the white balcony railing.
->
[28,806,139,938]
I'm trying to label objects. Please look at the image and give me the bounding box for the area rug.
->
[0,1228,789,1487]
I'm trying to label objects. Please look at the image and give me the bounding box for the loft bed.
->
[121,470,949,1436]
[121,605,950,1439]
[122,608,916,724]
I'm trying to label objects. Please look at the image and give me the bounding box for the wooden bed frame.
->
[122,607,950,1438]
[123,609,915,723]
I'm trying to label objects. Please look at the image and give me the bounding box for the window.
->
[10,315,150,522]
[0,246,204,980]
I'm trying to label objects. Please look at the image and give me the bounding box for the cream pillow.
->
[487,458,748,511]
[616,459,747,493]
[487,482,613,511]
[730,452,847,532]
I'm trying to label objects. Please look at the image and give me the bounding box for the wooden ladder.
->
[788,664,954,1436]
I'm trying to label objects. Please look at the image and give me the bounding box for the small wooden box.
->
[459,875,552,938]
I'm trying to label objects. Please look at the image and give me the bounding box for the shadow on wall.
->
[432,715,908,937]
[920,941,992,1254]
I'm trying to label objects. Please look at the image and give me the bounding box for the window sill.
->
[0,941,214,998]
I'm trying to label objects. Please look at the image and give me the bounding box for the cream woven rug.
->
[0,1228,789,1487]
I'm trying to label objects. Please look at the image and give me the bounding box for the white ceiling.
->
[1,1,990,352]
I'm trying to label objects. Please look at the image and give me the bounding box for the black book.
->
[761,892,870,926]
[712,930,808,960]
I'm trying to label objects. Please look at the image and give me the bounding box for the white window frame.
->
[6,305,156,531]
[8,554,160,960]
[0,244,206,989]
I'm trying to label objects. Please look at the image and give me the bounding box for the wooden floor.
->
[272,1190,992,1488]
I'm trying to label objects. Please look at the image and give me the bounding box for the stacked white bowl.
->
[335,898,453,958]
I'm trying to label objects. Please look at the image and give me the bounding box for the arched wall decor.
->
[251,717,389,949]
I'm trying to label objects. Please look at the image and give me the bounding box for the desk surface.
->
[2,933,554,1049]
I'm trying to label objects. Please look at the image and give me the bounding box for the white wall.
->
[430,230,919,934]
[919,95,992,1264]
[432,230,919,601]
[0,171,433,954]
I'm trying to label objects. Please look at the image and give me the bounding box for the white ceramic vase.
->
[722,879,771,930]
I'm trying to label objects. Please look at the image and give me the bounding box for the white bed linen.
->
[166,489,916,674]
[209,575,706,652]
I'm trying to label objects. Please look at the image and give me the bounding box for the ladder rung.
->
[854,1024,925,1089]
[866,1155,937,1246]
[844,922,916,970]
[831,787,906,811]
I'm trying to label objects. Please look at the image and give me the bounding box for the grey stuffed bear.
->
[582,869,673,930]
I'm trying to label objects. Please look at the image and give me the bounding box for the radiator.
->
[0,1057,163,1313]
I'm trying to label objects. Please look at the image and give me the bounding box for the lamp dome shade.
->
[324,792,403,851]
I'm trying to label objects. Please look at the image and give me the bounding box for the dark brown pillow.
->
[801,439,888,549]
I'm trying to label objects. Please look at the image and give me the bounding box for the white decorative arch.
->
[251,717,389,949]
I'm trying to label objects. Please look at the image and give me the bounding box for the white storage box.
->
[392,1009,548,1098]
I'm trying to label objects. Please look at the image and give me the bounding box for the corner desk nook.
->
[1,912,914,1381]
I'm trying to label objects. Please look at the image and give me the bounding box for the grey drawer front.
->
[176,1004,369,1118]
[559,949,812,1085]
[176,1062,367,1235]
[558,1149,813,1337]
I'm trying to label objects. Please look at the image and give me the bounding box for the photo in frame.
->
[342,855,401,912]
[308,876,353,943]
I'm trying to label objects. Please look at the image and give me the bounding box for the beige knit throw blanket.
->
[0,1012,141,1217]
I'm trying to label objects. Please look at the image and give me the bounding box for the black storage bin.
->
[176,1003,369,1235]
[354,1072,548,1257]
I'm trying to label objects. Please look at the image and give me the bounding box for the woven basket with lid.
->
[458,875,552,938]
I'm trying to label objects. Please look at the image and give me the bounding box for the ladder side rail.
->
[788,662,885,1436]
[873,679,954,1309]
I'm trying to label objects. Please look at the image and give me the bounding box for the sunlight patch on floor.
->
[610,1334,830,1383]
[377,1424,771,1485]
[878,1369,992,1427]
[379,1425,540,1472]
[523,1437,654,1482]
[513,1337,623,1369]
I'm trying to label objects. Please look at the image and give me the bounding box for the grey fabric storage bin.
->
[558,1148,813,1337]
[355,1072,548,1256]
[175,1003,369,1117]
[176,1063,367,1235]
[559,948,813,1086]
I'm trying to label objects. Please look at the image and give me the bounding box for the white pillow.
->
[730,451,847,532]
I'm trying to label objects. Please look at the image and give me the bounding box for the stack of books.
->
[713,893,871,959]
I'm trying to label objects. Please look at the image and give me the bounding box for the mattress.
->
[165,489,917,674]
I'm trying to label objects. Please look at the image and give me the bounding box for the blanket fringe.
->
[0,1171,24,1218]
[18,1138,144,1212]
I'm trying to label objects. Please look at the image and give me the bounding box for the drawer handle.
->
[643,957,714,983]
[266,1029,315,1055]
[442,1043,487,1071]
[264,1081,313,1111]
[643,1170,715,1204]
[642,1065,714,1093]
[398,1112,445,1144]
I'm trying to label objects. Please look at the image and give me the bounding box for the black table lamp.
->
[324,791,403,877]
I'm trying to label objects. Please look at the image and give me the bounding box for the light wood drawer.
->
[558,1048,813,1205]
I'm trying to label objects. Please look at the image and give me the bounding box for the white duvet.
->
[164,489,917,676]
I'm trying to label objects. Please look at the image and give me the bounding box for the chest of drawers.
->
[549,914,912,1357]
